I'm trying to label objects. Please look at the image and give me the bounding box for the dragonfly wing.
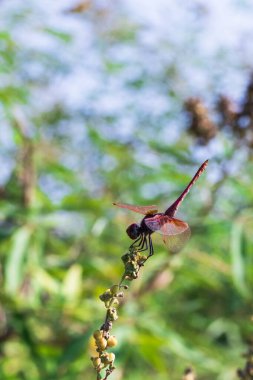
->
[144,215,189,234]
[144,215,190,253]
[163,228,191,253]
[113,202,158,215]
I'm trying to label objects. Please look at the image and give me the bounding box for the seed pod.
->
[110,285,119,295]
[108,352,115,364]
[121,253,130,263]
[91,356,101,369]
[103,331,110,340]
[100,352,110,366]
[99,289,112,302]
[112,298,119,307]
[93,330,102,339]
[108,307,118,321]
[138,255,147,264]
[96,337,107,351]
[125,270,138,280]
[107,335,117,347]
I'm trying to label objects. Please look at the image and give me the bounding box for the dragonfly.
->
[113,160,208,257]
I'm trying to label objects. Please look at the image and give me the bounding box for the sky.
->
[1,0,253,186]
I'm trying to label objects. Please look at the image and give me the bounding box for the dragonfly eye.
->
[126,223,140,240]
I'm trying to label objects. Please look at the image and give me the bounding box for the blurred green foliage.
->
[0,1,253,380]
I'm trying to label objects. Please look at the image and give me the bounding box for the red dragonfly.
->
[113,160,208,256]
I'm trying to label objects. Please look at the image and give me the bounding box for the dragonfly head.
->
[126,223,141,240]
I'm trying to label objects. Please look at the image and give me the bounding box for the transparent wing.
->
[144,215,189,234]
[144,215,190,254]
[163,228,191,254]
[113,202,158,215]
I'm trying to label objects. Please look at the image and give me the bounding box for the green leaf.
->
[5,226,32,293]
[230,221,250,297]
[34,268,60,294]
[62,264,82,301]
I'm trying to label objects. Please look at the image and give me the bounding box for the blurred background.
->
[1,0,253,379]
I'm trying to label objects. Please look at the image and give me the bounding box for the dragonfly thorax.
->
[126,223,141,240]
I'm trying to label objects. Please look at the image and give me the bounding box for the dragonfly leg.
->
[130,233,148,253]
[138,234,148,252]
[129,234,143,250]
[147,234,154,257]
